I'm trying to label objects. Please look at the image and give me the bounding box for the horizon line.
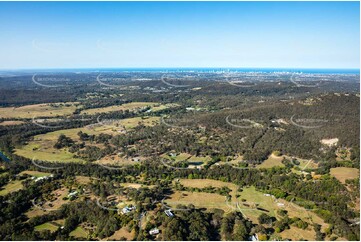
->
[1,67,360,71]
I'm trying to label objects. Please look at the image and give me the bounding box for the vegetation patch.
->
[164,191,232,212]
[330,167,359,183]
[69,226,89,239]
[256,154,285,169]
[34,222,59,232]
[0,180,23,196]
[0,102,79,119]
[80,102,158,115]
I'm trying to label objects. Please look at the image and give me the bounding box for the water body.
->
[0,151,10,162]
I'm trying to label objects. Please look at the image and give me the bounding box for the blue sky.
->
[0,1,359,69]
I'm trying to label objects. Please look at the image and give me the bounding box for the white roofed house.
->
[149,228,159,235]
[164,209,174,217]
[121,205,136,214]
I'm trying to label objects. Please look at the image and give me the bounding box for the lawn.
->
[0,180,23,196]
[330,167,359,183]
[0,102,79,119]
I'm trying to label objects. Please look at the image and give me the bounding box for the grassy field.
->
[178,179,239,200]
[279,225,316,241]
[26,187,70,218]
[106,227,134,241]
[19,170,51,177]
[14,125,113,162]
[164,191,233,212]
[237,186,327,229]
[166,179,242,212]
[80,102,158,115]
[15,140,85,163]
[161,153,211,167]
[256,154,285,168]
[15,116,160,163]
[70,226,88,238]
[34,222,60,232]
[0,120,25,126]
[119,116,160,129]
[75,176,92,184]
[0,180,23,196]
[0,102,79,119]
[330,167,359,183]
[151,103,180,111]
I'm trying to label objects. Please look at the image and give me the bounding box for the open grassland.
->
[330,167,359,183]
[279,225,316,241]
[256,154,285,168]
[80,102,158,115]
[119,116,160,129]
[0,180,23,196]
[178,179,239,201]
[150,103,180,111]
[0,102,79,119]
[0,120,25,126]
[19,170,51,177]
[75,176,92,184]
[26,188,70,218]
[15,116,160,162]
[96,154,146,166]
[256,154,318,170]
[70,226,89,238]
[15,140,85,163]
[35,222,59,232]
[161,152,192,161]
[187,156,212,166]
[162,153,211,167]
[161,153,212,165]
[237,186,327,229]
[14,126,116,163]
[106,227,134,241]
[164,191,233,212]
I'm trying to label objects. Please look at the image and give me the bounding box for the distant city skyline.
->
[0,1,359,69]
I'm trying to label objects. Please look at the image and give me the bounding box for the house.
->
[169,152,177,158]
[149,228,159,235]
[68,191,78,198]
[132,157,140,162]
[249,234,259,241]
[164,209,174,217]
[34,174,53,183]
[122,205,136,214]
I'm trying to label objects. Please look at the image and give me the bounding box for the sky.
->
[0,1,359,69]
